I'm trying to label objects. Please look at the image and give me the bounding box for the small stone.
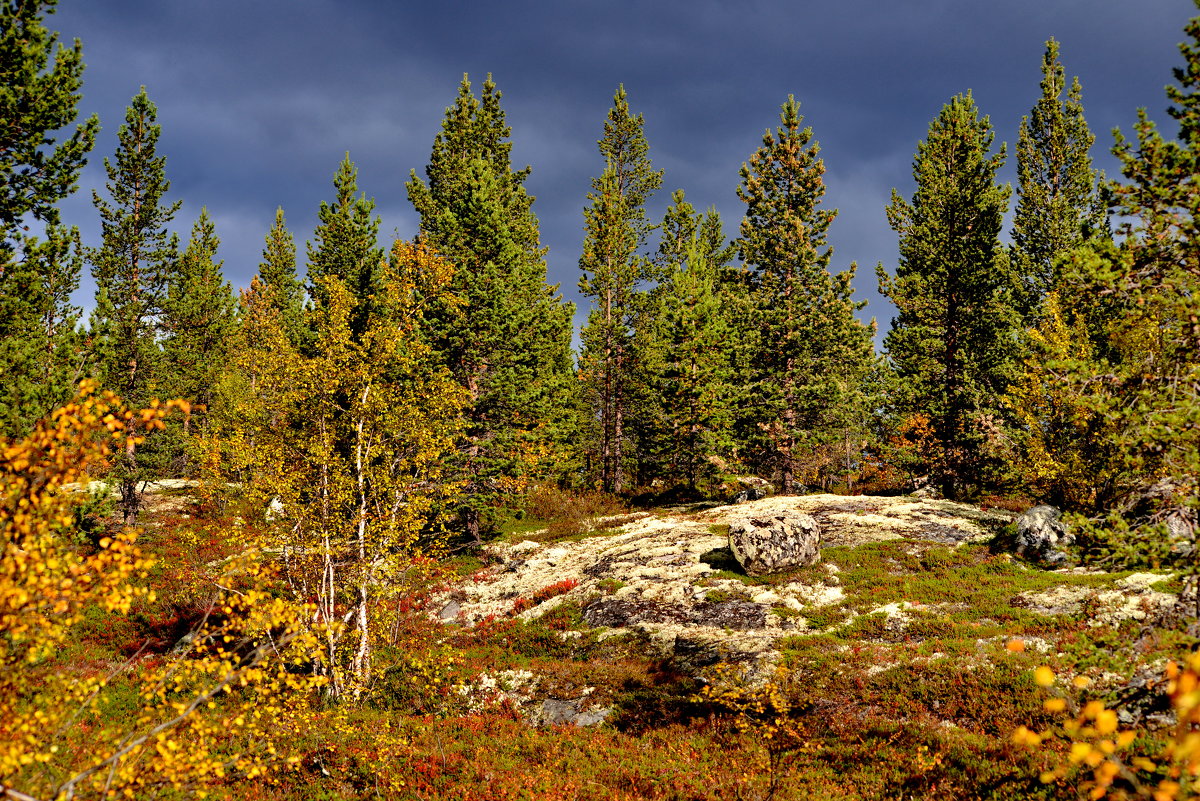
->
[438,600,461,621]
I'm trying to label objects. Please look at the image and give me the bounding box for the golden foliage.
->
[205,239,466,700]
[1,383,324,800]
[1,381,161,671]
[1014,654,1200,799]
[999,293,1136,511]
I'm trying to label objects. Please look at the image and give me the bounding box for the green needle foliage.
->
[637,192,738,493]
[88,87,180,522]
[0,0,98,438]
[0,225,87,438]
[408,74,574,539]
[1011,38,1107,322]
[997,41,1114,509]
[878,92,1015,500]
[1060,3,1200,563]
[306,154,383,342]
[737,96,874,495]
[259,206,307,351]
[161,208,236,448]
[0,0,97,242]
[578,85,664,494]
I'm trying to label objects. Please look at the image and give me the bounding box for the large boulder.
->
[1014,505,1074,566]
[728,510,821,576]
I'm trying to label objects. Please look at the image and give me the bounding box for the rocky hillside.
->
[437,494,1180,729]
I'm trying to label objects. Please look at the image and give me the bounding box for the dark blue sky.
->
[48,0,1193,342]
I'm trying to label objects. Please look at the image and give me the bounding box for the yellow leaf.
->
[1034,666,1055,687]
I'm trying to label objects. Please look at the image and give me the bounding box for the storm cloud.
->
[51,0,1190,340]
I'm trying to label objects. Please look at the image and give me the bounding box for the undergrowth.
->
[28,482,1194,801]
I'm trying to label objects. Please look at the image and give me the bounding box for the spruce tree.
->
[88,87,180,522]
[0,0,98,437]
[1011,38,1107,319]
[639,194,737,493]
[161,208,236,439]
[259,207,306,350]
[737,96,874,494]
[306,154,382,340]
[407,74,574,539]
[878,92,1014,499]
[577,86,663,493]
[0,226,86,437]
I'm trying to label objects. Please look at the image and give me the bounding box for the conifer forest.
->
[4,1,1200,799]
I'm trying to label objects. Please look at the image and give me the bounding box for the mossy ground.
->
[44,492,1191,800]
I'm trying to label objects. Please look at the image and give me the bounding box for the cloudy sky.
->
[49,0,1194,342]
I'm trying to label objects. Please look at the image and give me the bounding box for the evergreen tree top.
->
[1011,38,1105,313]
[181,207,220,267]
[306,152,380,276]
[408,74,544,267]
[93,88,180,229]
[413,74,530,202]
[0,0,98,248]
[888,93,1009,271]
[737,95,836,281]
[578,86,662,303]
[656,189,732,275]
[1111,0,1200,239]
[260,207,297,287]
[596,85,662,207]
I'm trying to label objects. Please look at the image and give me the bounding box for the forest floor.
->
[52,486,1195,800]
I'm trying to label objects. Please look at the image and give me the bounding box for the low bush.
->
[520,484,632,538]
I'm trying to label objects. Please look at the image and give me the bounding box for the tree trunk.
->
[121,434,140,525]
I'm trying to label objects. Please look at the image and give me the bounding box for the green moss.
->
[840,612,889,639]
[819,540,1136,627]
[704,587,751,604]
[1150,575,1184,594]
[596,578,626,594]
[802,604,853,630]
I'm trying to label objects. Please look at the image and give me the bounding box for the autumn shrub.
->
[1013,646,1200,800]
[464,615,578,659]
[369,647,465,716]
[879,412,940,491]
[693,662,810,800]
[0,383,325,800]
[520,484,631,538]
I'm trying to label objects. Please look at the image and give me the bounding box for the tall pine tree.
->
[88,87,180,522]
[578,86,663,493]
[878,92,1014,499]
[998,41,1113,507]
[407,74,574,538]
[0,0,98,437]
[1011,38,1107,319]
[737,96,874,494]
[1051,3,1200,561]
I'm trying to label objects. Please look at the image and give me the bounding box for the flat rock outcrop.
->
[436,494,1016,674]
